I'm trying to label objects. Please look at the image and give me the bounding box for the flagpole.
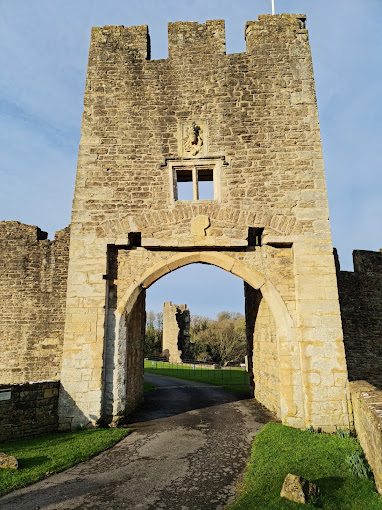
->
[271,0,275,15]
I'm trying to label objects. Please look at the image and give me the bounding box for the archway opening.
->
[141,263,281,417]
[145,263,245,363]
[103,251,297,427]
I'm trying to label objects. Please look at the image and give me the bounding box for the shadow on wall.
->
[58,386,98,431]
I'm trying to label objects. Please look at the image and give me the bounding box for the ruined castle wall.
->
[162,302,183,363]
[176,306,192,360]
[0,222,70,384]
[337,250,382,389]
[162,301,192,363]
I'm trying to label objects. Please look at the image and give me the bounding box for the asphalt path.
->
[0,373,276,510]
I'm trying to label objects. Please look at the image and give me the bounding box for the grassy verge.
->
[144,359,250,395]
[230,422,382,510]
[0,428,130,496]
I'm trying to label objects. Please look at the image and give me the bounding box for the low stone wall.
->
[0,382,59,442]
[350,380,382,494]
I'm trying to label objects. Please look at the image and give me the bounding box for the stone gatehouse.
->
[1,14,381,435]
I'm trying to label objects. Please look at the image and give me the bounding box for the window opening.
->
[248,227,264,247]
[176,169,194,200]
[128,232,142,247]
[175,167,214,201]
[198,169,214,200]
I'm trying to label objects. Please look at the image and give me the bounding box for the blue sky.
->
[1,1,381,317]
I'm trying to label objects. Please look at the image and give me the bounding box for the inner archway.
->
[145,263,245,365]
[105,251,303,428]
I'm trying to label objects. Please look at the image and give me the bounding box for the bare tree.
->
[145,310,163,356]
[190,313,246,365]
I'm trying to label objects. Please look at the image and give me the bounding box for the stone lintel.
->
[141,236,247,248]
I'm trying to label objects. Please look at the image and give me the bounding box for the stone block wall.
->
[350,380,382,495]
[73,14,328,235]
[336,250,382,389]
[0,382,59,442]
[124,289,146,419]
[0,222,70,384]
[253,297,280,416]
[244,283,280,416]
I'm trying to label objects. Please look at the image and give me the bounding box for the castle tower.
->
[59,15,349,431]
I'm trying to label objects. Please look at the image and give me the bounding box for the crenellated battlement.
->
[0,220,48,242]
[89,24,150,62]
[353,250,382,274]
[336,248,382,274]
[245,14,307,53]
[168,19,225,58]
[88,14,308,65]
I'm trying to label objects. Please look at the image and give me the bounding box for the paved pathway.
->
[0,373,276,510]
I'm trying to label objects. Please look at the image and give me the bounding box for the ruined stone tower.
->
[54,14,350,431]
[162,302,192,363]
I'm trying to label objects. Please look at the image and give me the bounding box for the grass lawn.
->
[230,422,382,510]
[144,359,250,395]
[0,428,130,497]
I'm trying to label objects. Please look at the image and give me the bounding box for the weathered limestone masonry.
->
[59,14,350,432]
[350,381,382,495]
[0,382,59,442]
[0,222,70,383]
[246,284,280,415]
[162,301,192,363]
[336,250,382,389]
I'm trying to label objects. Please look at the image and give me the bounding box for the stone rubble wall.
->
[0,381,59,442]
[0,222,70,384]
[350,380,382,495]
[162,302,182,364]
[336,250,382,389]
